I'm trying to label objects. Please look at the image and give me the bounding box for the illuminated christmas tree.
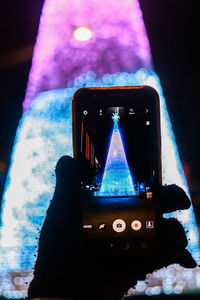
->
[0,0,199,297]
[99,113,135,197]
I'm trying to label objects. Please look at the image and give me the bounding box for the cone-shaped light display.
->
[0,0,199,298]
[99,113,135,196]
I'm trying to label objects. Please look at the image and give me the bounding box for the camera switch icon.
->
[146,221,154,229]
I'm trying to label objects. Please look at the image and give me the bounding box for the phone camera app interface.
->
[77,102,159,199]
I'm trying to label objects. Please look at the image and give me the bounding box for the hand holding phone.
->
[28,155,195,300]
[28,86,196,300]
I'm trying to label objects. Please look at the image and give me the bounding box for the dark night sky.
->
[0,1,199,198]
[139,0,200,201]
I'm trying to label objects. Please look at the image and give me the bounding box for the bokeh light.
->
[73,26,93,41]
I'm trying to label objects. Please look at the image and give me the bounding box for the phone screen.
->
[73,87,161,252]
[74,88,160,199]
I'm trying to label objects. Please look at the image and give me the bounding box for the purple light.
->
[23,0,152,110]
[0,0,200,297]
[73,26,93,41]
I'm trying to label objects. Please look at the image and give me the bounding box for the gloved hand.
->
[28,156,196,300]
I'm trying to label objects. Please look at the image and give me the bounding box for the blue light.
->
[0,69,200,296]
[139,182,145,191]
[112,112,120,123]
[97,113,135,197]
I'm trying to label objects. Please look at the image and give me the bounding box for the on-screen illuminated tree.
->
[99,113,135,197]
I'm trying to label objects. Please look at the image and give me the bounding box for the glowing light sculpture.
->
[98,113,135,197]
[0,0,200,298]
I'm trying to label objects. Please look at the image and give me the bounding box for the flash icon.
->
[98,223,106,230]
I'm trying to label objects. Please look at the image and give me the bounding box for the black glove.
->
[28,156,196,300]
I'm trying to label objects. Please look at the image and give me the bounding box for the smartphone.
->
[72,86,161,256]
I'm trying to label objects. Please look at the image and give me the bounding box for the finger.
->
[158,217,197,268]
[34,155,82,272]
[158,217,188,250]
[159,184,191,213]
[175,248,197,268]
[46,155,81,233]
[55,155,80,196]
